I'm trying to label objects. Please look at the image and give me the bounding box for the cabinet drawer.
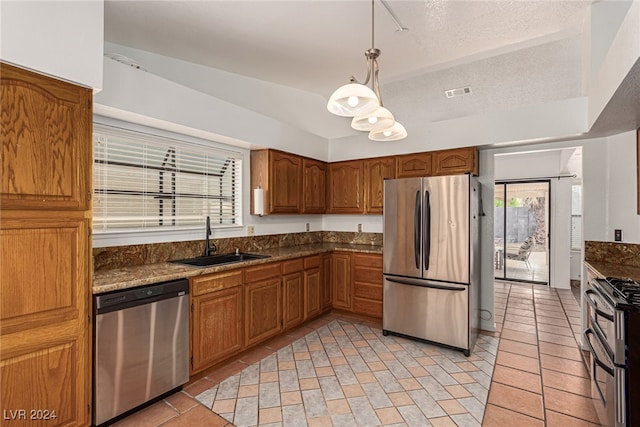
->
[353,267,383,284]
[353,253,383,268]
[282,258,303,274]
[354,282,382,300]
[192,270,243,296]
[245,262,281,282]
[304,255,321,269]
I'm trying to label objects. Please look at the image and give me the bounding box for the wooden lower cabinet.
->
[190,270,244,374]
[244,263,282,347]
[0,215,91,426]
[304,256,321,319]
[332,252,352,310]
[352,253,383,318]
[282,259,304,330]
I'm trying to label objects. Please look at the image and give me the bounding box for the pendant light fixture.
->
[326,0,407,141]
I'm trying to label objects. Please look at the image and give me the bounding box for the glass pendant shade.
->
[368,121,407,141]
[327,83,379,117]
[351,106,395,132]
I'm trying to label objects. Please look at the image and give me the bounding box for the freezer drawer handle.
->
[414,190,421,270]
[386,277,465,292]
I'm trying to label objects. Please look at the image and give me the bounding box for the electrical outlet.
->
[614,229,623,242]
[247,225,255,236]
[358,224,362,232]
[306,223,310,232]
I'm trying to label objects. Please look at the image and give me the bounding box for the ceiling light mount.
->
[326,0,407,141]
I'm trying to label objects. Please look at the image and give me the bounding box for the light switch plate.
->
[614,229,623,242]
[247,225,255,236]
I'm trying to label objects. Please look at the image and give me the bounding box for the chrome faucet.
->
[203,216,217,256]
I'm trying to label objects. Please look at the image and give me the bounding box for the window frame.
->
[92,119,245,245]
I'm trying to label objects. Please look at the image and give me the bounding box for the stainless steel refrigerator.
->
[382,174,480,356]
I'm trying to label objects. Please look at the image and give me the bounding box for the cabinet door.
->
[433,147,478,176]
[304,267,321,320]
[364,157,396,214]
[352,253,383,318]
[245,278,282,347]
[321,254,332,309]
[283,270,304,330]
[191,286,243,374]
[327,160,364,213]
[302,158,327,214]
[1,215,90,426]
[1,63,91,211]
[331,252,352,309]
[396,152,433,178]
[270,151,302,213]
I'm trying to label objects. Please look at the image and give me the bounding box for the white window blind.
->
[93,124,242,233]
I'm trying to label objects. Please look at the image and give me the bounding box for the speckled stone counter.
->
[584,240,640,282]
[93,243,382,294]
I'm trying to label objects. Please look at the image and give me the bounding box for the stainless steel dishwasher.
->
[93,279,189,426]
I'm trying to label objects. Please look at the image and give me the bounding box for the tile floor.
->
[112,282,598,427]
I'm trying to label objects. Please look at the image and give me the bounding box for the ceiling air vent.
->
[444,86,472,98]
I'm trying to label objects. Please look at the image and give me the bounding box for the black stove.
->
[606,277,640,310]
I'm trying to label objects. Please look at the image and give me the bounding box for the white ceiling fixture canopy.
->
[326,0,407,141]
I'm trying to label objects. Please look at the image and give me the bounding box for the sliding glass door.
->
[494,181,550,284]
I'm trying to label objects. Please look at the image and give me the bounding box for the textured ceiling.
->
[103,1,638,141]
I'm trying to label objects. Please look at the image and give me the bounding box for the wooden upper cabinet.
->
[250,149,302,214]
[327,160,364,214]
[364,156,395,214]
[270,151,302,213]
[433,147,478,176]
[396,152,434,178]
[1,63,91,211]
[302,158,327,214]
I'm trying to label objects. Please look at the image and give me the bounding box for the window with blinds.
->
[93,124,242,233]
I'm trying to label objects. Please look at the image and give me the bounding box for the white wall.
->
[0,0,103,90]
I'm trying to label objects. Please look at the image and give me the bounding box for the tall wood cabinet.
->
[327,160,364,214]
[364,157,395,214]
[302,158,327,214]
[1,63,92,426]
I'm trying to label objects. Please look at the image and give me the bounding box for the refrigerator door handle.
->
[385,277,466,292]
[414,190,421,270]
[424,190,431,270]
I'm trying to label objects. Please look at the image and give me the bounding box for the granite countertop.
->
[584,260,640,282]
[93,243,382,294]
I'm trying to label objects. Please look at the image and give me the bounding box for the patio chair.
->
[506,235,535,270]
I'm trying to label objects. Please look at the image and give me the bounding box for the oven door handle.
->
[583,328,615,376]
[584,289,615,322]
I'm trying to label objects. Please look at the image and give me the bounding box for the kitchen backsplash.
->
[584,240,640,267]
[93,231,382,272]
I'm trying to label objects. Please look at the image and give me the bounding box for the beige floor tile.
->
[278,360,296,370]
[342,384,365,397]
[259,407,282,424]
[496,351,540,374]
[482,404,544,427]
[540,354,589,378]
[342,347,358,356]
[498,338,539,359]
[543,386,600,424]
[444,384,472,398]
[368,361,387,371]
[299,378,320,390]
[398,378,423,391]
[111,401,178,427]
[211,399,236,414]
[294,351,311,360]
[329,356,348,366]
[491,365,542,394]
[545,409,601,427]
[378,352,397,361]
[355,372,377,384]
[315,366,335,377]
[259,371,279,383]
[541,369,591,397]
[487,383,544,420]
[375,407,404,424]
[237,384,259,398]
[450,372,475,384]
[280,390,302,406]
[165,391,198,414]
[326,399,351,415]
[161,405,230,427]
[437,399,467,415]
[308,416,333,427]
[388,391,414,407]
[414,356,436,365]
[407,365,428,377]
[428,416,458,426]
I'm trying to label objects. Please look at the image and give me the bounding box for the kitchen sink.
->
[171,252,270,267]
